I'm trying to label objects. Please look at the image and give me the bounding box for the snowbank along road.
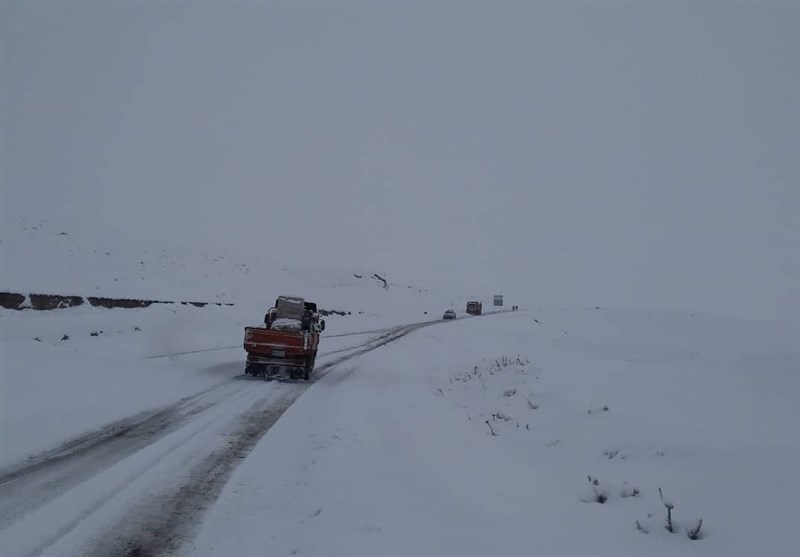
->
[0,313,502,557]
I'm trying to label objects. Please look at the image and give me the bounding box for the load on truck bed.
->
[243,296,325,380]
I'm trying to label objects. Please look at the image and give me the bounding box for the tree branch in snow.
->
[372,273,389,289]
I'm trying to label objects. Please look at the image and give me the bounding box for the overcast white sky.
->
[1,1,797,320]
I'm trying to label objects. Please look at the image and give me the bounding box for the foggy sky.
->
[2,1,797,320]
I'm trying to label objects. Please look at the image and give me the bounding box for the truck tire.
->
[303,355,315,380]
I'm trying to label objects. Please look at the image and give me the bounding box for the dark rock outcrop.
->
[0,292,26,310]
[29,294,84,310]
[1,291,234,311]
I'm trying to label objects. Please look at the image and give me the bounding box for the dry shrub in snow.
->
[582,476,608,504]
[491,411,512,422]
[687,519,704,540]
[659,487,676,533]
[619,482,640,498]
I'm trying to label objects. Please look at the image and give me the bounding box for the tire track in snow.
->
[140,324,405,360]
[4,385,280,557]
[313,321,436,379]
[0,326,401,526]
[0,380,247,529]
[81,323,442,557]
[142,317,446,359]
[0,324,403,524]
[88,390,306,557]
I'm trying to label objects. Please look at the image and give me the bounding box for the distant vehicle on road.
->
[466,301,482,315]
[443,309,456,320]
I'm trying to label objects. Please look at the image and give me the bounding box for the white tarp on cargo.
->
[271,318,302,331]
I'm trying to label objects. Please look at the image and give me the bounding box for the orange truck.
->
[243,296,325,380]
[466,301,482,315]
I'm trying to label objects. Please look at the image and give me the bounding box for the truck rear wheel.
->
[246,363,267,377]
[303,355,315,380]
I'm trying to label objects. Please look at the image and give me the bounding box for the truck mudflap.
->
[245,354,315,381]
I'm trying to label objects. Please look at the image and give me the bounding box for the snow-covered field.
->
[0,216,460,307]
[1,220,798,557]
[2,282,797,556]
[184,309,798,557]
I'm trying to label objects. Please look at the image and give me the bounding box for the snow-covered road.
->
[0,313,490,557]
[1,378,300,557]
